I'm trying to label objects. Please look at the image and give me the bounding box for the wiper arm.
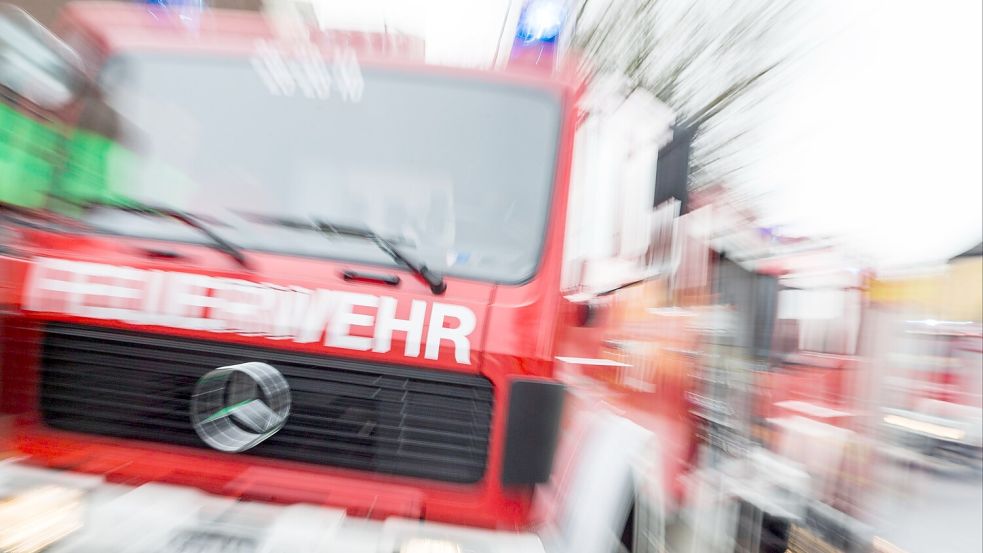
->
[234,211,445,294]
[55,195,251,269]
[315,219,447,295]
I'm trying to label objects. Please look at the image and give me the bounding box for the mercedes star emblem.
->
[190,362,291,453]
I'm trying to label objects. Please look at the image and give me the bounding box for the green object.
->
[0,101,131,211]
[0,103,61,207]
[59,129,115,203]
[2,101,199,214]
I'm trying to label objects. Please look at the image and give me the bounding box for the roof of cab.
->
[60,1,424,60]
[63,1,275,38]
[58,1,583,92]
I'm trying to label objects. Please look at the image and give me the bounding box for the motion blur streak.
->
[0,1,980,553]
[0,486,84,553]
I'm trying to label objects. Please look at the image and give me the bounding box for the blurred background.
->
[0,1,980,552]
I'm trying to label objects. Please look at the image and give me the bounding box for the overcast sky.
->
[746,0,983,269]
[322,0,981,269]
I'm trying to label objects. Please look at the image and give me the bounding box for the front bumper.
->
[0,461,546,553]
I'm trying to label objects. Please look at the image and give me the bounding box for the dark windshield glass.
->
[62,50,561,283]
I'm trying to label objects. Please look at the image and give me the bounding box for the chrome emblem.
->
[190,362,291,453]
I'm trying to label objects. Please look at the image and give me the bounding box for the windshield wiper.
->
[236,212,446,294]
[53,194,251,269]
[316,219,447,295]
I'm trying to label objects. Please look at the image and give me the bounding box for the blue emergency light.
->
[508,0,568,68]
[144,0,198,5]
[515,0,567,43]
[142,0,203,11]
[141,0,203,27]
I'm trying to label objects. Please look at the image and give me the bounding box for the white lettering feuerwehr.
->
[23,258,477,365]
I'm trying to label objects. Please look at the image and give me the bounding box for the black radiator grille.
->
[38,323,493,483]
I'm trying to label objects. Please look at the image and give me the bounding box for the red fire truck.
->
[0,1,707,551]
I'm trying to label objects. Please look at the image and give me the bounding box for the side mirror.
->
[573,299,600,327]
[565,259,604,328]
[0,4,85,111]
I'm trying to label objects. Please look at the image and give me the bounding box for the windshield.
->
[60,50,562,283]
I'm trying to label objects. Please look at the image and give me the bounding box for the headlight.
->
[0,485,85,553]
[399,538,465,553]
[382,518,544,553]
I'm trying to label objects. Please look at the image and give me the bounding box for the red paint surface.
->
[0,1,702,532]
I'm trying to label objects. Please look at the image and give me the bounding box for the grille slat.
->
[43,347,490,403]
[46,385,488,426]
[42,405,489,455]
[39,323,493,483]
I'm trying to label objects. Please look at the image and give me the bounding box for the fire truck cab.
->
[0,1,699,552]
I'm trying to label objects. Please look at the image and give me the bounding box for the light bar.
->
[515,0,567,43]
[508,0,569,69]
[142,0,201,7]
